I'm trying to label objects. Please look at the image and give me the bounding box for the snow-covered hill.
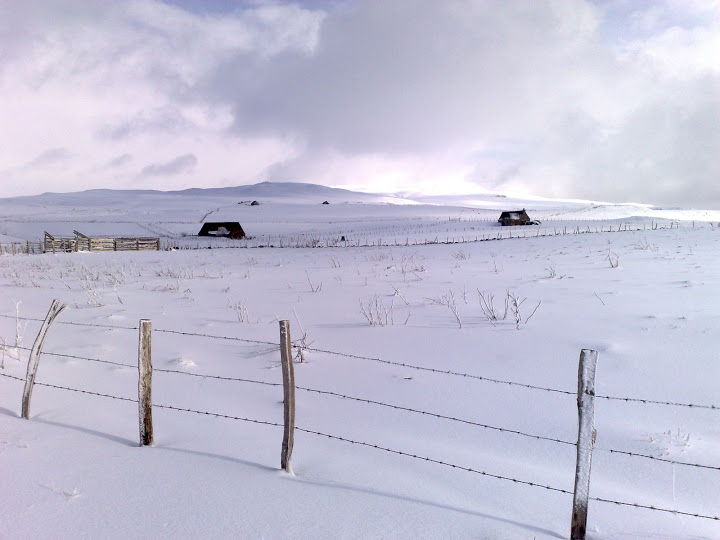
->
[1,182,718,244]
[0,183,718,539]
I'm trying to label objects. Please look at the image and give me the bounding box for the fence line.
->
[2,351,719,525]
[0,371,137,403]
[0,313,139,331]
[2,313,718,410]
[153,327,277,347]
[292,426,719,521]
[296,345,720,410]
[595,393,717,410]
[3,355,717,472]
[295,383,576,446]
[2,344,136,369]
[154,366,282,387]
[588,496,719,521]
[1,219,707,257]
[22,370,716,522]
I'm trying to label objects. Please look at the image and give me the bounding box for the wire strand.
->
[2,316,717,409]
[2,370,716,520]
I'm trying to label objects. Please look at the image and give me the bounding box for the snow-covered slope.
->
[0,184,718,539]
[1,182,718,244]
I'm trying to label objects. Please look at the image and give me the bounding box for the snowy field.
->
[0,184,718,539]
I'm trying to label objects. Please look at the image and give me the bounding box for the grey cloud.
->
[141,154,197,177]
[213,1,608,153]
[25,148,72,168]
[105,153,133,168]
[98,108,194,140]
[205,0,718,207]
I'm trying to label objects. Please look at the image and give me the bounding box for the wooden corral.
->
[198,222,246,239]
[43,231,161,253]
[498,209,532,226]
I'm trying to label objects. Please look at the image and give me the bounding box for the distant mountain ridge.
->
[4,182,382,200]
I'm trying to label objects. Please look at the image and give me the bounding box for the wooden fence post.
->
[279,320,295,473]
[21,299,66,419]
[138,319,154,446]
[571,349,598,540]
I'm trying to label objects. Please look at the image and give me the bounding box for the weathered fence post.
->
[21,299,66,419]
[571,349,598,540]
[279,320,295,473]
[138,319,154,446]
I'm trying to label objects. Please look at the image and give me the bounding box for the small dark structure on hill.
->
[250,200,260,206]
[322,201,330,205]
[498,209,532,226]
[198,222,246,239]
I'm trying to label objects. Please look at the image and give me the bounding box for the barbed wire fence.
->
[0,306,718,537]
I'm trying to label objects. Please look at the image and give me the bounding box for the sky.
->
[0,0,718,208]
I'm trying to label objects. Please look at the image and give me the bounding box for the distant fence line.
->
[1,302,718,538]
[1,220,712,256]
[166,219,696,250]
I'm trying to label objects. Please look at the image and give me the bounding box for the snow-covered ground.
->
[0,184,718,539]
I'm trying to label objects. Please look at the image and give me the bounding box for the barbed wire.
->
[0,372,138,403]
[297,345,720,410]
[153,328,277,347]
[2,318,718,409]
[0,372,25,382]
[1,369,716,519]
[154,366,281,387]
[598,448,720,471]
[589,495,719,521]
[295,384,720,471]
[33,381,139,403]
[5,360,716,471]
[295,384,576,447]
[293,425,573,494]
[0,344,136,369]
[0,315,279,347]
[0,314,140,331]
[293,426,719,520]
[595,393,717,410]
[153,403,283,428]
[298,344,577,395]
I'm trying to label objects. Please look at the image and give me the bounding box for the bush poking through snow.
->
[606,250,620,268]
[506,291,542,330]
[360,294,394,326]
[292,309,312,363]
[478,290,541,329]
[230,300,250,323]
[477,290,509,326]
[426,291,463,329]
[306,270,323,293]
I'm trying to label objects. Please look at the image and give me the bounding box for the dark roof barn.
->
[498,209,531,226]
[198,222,246,239]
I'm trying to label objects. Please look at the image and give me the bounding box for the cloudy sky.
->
[1,0,718,207]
